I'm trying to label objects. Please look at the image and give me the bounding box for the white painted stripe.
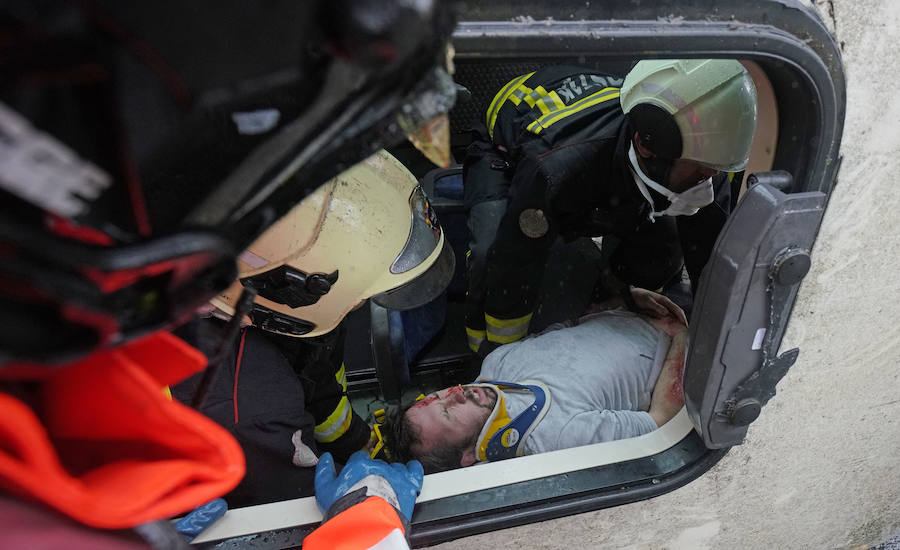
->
[419,407,693,501]
[189,497,322,544]
[189,409,693,544]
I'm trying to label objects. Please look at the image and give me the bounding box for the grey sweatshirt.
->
[477,309,670,455]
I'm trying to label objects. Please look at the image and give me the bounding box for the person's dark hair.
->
[381,404,474,473]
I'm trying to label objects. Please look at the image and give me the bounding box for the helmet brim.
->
[371,237,456,311]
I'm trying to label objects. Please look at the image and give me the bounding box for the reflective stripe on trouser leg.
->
[465,199,509,351]
[466,327,486,352]
[485,312,532,344]
[315,395,353,443]
[464,139,513,352]
[335,363,347,392]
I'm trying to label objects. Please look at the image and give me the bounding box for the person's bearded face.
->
[405,385,498,456]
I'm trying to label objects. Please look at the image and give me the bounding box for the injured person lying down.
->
[380,298,688,473]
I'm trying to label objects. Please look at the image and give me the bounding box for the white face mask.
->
[628,144,715,221]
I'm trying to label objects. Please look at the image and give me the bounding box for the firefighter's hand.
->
[315,451,424,521]
[630,287,688,326]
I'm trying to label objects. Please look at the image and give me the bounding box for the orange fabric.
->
[0,331,245,529]
[304,497,406,550]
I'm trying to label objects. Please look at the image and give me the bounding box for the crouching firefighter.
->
[172,149,455,505]
[464,60,758,353]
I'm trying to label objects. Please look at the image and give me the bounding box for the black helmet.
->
[0,0,456,365]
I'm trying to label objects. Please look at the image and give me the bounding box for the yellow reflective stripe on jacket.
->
[466,327,486,352]
[315,395,353,443]
[485,312,533,344]
[526,87,620,135]
[335,362,347,392]
[513,85,566,117]
[486,72,535,140]
[531,86,549,114]
[522,86,539,108]
[509,84,535,107]
[518,85,564,116]
[533,87,565,116]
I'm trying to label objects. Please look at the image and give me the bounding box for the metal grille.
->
[449,61,547,133]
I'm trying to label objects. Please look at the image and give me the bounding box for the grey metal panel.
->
[683,180,826,448]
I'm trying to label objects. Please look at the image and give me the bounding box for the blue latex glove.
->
[315,450,424,521]
[174,498,227,541]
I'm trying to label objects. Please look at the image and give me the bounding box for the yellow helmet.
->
[210,150,454,337]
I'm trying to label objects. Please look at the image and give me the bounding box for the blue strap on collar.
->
[482,380,549,461]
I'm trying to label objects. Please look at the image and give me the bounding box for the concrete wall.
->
[434,1,900,548]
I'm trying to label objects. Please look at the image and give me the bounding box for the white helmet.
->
[210,150,454,337]
[620,59,758,172]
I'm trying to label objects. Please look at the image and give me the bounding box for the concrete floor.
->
[874,533,900,550]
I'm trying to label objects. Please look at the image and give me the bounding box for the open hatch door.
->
[685,175,827,448]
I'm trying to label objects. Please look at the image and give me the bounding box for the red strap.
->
[304,497,408,550]
[44,215,114,246]
[233,329,247,424]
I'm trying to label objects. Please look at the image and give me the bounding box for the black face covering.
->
[640,154,674,188]
[627,103,682,187]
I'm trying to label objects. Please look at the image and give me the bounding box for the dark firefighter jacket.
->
[467,65,731,347]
